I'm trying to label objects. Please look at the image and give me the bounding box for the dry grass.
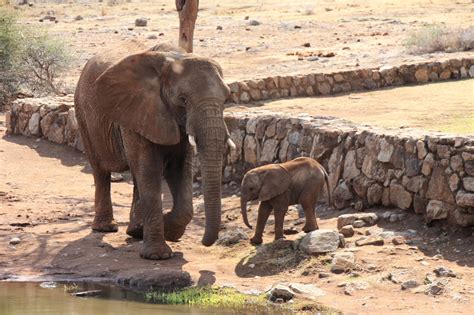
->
[405,24,474,54]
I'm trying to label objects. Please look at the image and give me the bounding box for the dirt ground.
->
[11,0,474,86]
[227,79,474,135]
[1,114,473,314]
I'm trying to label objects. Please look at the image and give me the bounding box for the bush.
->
[0,9,71,108]
[405,24,474,54]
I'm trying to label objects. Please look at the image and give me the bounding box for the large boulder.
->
[299,229,341,254]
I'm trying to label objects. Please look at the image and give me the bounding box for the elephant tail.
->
[322,167,333,208]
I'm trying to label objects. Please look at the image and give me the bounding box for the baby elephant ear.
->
[94,51,180,145]
[258,166,291,201]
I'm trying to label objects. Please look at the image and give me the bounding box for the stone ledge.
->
[6,95,474,227]
[226,58,474,103]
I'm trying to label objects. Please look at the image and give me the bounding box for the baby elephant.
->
[240,157,331,245]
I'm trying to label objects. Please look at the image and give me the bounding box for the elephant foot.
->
[140,243,173,260]
[250,236,263,245]
[92,219,118,233]
[303,224,318,233]
[164,214,187,242]
[126,224,143,239]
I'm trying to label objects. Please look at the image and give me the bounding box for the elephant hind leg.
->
[300,187,321,233]
[91,169,118,232]
[126,180,143,238]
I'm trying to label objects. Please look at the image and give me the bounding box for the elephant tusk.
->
[227,137,236,150]
[188,134,198,155]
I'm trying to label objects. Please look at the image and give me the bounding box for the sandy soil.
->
[227,79,474,135]
[1,115,473,314]
[11,0,474,85]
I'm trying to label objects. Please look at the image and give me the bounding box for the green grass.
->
[144,286,341,314]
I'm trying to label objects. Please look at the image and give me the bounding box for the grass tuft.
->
[405,24,474,54]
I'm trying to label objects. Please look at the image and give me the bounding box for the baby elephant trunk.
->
[240,197,253,229]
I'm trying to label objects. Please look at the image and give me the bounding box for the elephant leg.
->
[164,147,193,242]
[126,178,143,238]
[122,131,171,260]
[270,193,290,241]
[91,169,118,232]
[301,188,320,233]
[250,201,272,245]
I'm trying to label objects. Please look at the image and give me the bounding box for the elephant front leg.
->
[271,193,290,241]
[163,147,193,241]
[126,182,143,238]
[250,201,272,245]
[91,169,118,232]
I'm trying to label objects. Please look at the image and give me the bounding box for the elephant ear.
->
[258,166,291,201]
[94,51,180,145]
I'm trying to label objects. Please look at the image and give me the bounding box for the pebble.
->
[433,266,456,278]
[247,20,261,26]
[135,18,147,27]
[339,225,354,237]
[401,280,419,290]
[9,237,21,245]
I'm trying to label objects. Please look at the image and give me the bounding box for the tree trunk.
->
[175,0,199,53]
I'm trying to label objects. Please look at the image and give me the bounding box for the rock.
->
[28,112,40,135]
[344,286,355,295]
[343,150,360,180]
[378,138,394,162]
[450,155,463,172]
[337,213,378,230]
[463,177,474,192]
[299,229,341,254]
[74,15,83,21]
[355,236,384,246]
[146,34,158,40]
[135,18,147,27]
[71,290,102,297]
[453,208,474,226]
[352,219,365,228]
[288,283,325,298]
[317,82,331,95]
[426,282,445,295]
[421,153,435,176]
[331,252,356,274]
[216,228,249,246]
[426,200,455,221]
[243,136,257,164]
[401,280,419,290]
[466,160,474,176]
[413,195,427,214]
[216,25,223,30]
[247,20,261,26]
[469,65,474,77]
[260,139,279,163]
[416,140,427,159]
[455,190,474,207]
[367,183,383,205]
[449,174,460,191]
[110,172,123,182]
[414,68,429,82]
[9,237,21,245]
[392,235,406,245]
[389,184,412,210]
[268,284,295,302]
[339,225,354,237]
[433,267,456,278]
[333,181,353,209]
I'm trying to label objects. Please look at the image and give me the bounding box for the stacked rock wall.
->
[227,58,474,103]
[6,97,474,227]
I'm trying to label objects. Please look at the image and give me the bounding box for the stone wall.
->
[6,96,474,227]
[227,58,474,103]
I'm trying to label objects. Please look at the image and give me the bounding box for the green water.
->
[0,282,238,315]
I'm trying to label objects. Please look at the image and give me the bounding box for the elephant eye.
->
[177,95,187,107]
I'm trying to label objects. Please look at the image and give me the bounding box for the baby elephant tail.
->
[322,167,333,208]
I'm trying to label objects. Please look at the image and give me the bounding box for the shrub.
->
[0,9,71,109]
[405,24,474,54]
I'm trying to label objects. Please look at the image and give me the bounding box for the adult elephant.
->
[74,40,233,260]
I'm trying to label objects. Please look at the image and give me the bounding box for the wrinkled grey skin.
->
[240,157,331,245]
[74,40,230,260]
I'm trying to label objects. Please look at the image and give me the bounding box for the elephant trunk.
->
[240,196,253,229]
[194,106,226,246]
